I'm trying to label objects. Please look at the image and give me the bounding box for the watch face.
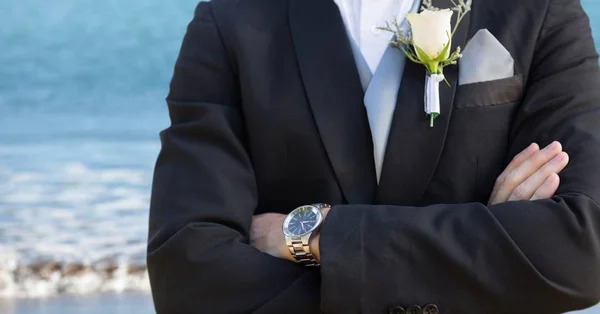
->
[283,205,323,237]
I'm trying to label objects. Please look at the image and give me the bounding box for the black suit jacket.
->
[147,0,600,312]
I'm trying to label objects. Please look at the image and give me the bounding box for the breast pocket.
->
[454,74,524,108]
[440,74,525,203]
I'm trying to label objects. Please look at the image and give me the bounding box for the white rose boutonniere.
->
[381,0,472,127]
[406,9,454,65]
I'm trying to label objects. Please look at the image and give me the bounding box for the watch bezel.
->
[282,205,324,238]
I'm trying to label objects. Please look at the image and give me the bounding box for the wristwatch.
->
[282,203,330,266]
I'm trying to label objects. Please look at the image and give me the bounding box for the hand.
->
[488,141,569,205]
[250,213,291,260]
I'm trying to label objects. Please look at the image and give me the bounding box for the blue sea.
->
[0,0,599,313]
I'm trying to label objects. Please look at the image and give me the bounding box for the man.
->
[147,0,600,312]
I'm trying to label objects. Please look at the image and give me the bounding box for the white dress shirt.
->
[333,0,418,182]
[333,0,415,73]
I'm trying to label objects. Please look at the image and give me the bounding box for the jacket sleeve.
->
[146,3,320,313]
[319,0,600,313]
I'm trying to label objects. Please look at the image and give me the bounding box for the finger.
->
[508,151,568,201]
[489,143,540,204]
[502,143,541,177]
[491,141,562,204]
[530,173,561,201]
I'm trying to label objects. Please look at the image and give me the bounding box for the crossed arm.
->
[147,0,600,313]
[251,141,570,264]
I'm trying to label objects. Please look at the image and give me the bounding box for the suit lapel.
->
[377,0,472,205]
[289,0,377,204]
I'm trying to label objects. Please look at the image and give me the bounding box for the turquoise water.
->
[0,0,599,312]
[0,0,197,301]
[587,0,600,51]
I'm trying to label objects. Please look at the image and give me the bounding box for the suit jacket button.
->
[388,306,405,314]
[423,304,439,314]
[406,305,422,314]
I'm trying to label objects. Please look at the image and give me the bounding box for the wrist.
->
[280,240,295,262]
[309,231,321,262]
[276,216,296,262]
[308,205,330,263]
[282,204,331,265]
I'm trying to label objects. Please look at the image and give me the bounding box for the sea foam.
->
[0,158,155,298]
[0,248,150,298]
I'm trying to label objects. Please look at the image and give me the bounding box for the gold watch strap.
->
[287,236,320,266]
[313,203,331,211]
[286,203,330,266]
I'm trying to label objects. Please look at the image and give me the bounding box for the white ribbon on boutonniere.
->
[380,0,472,127]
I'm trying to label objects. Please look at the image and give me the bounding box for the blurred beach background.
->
[0,0,599,313]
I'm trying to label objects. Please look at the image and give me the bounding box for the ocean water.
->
[0,0,197,299]
[0,0,599,312]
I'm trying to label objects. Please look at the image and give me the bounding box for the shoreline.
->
[0,257,150,298]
